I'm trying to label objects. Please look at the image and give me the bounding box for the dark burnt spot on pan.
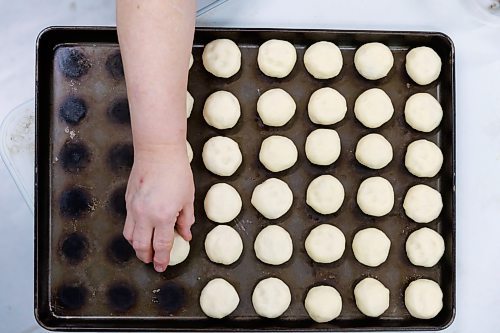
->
[108,235,134,264]
[109,185,127,219]
[56,48,91,79]
[106,51,125,80]
[56,284,87,310]
[107,98,130,124]
[59,187,92,219]
[59,141,91,173]
[155,281,186,313]
[106,283,137,312]
[108,143,134,172]
[59,96,87,125]
[60,232,89,265]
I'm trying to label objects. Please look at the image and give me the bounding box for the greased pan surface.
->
[36,27,455,331]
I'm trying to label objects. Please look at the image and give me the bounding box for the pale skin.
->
[116,0,196,273]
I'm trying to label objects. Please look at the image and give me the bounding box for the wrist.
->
[133,141,187,162]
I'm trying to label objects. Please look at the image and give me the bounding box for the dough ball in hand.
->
[406,227,444,267]
[405,139,443,178]
[202,39,241,78]
[305,224,345,263]
[352,228,391,267]
[186,91,194,118]
[406,46,441,85]
[403,184,443,223]
[259,135,298,172]
[169,231,190,266]
[254,225,293,265]
[204,183,242,223]
[306,175,345,215]
[304,41,343,79]
[257,88,296,127]
[203,90,241,129]
[354,88,394,128]
[304,285,342,323]
[357,176,394,217]
[354,277,390,317]
[205,225,243,265]
[258,39,297,78]
[405,279,443,319]
[202,136,242,176]
[405,93,443,132]
[200,278,239,318]
[251,178,293,219]
[305,129,341,166]
[354,42,394,80]
[355,133,393,169]
[252,277,291,318]
[308,87,347,125]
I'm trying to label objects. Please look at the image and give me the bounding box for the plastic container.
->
[0,99,35,213]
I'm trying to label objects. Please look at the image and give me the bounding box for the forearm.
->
[117,0,196,157]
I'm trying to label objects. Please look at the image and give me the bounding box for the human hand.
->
[123,144,195,272]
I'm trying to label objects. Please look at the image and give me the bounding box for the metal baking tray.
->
[35,27,455,331]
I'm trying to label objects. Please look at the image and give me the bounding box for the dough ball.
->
[258,39,297,78]
[305,129,341,166]
[403,184,443,223]
[308,87,347,125]
[186,141,193,163]
[305,224,345,263]
[251,178,293,219]
[354,88,394,128]
[354,278,390,317]
[406,47,442,85]
[352,228,391,267]
[252,277,291,318]
[203,90,241,129]
[205,225,243,265]
[189,53,194,70]
[405,279,443,319]
[169,231,190,266]
[254,225,293,265]
[357,177,394,217]
[304,41,343,79]
[259,136,298,172]
[200,278,239,318]
[354,42,394,80]
[186,91,194,118]
[405,139,443,177]
[355,133,393,169]
[202,39,241,78]
[304,285,342,323]
[202,136,242,176]
[405,93,443,132]
[204,183,242,223]
[257,88,296,127]
[306,175,345,215]
[406,227,445,267]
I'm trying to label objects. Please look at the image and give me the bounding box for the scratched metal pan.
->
[35,27,455,331]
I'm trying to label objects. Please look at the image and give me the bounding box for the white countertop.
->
[1,0,500,332]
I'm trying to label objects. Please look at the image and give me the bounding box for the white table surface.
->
[1,0,500,332]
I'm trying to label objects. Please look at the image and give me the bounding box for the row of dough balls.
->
[202,221,444,269]
[201,134,443,178]
[187,87,443,133]
[199,276,443,321]
[206,175,443,223]
[200,39,442,85]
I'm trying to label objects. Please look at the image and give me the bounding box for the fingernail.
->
[155,265,165,272]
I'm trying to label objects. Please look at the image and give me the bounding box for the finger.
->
[176,203,195,241]
[132,222,154,264]
[152,224,175,272]
[123,213,135,245]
